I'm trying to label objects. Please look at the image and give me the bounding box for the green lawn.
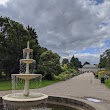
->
[105,79,110,89]
[97,70,110,89]
[97,72,110,89]
[0,79,60,91]
[0,80,12,90]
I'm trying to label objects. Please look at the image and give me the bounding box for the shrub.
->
[62,66,68,72]
[54,72,71,81]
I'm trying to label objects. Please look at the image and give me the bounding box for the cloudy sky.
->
[0,0,110,64]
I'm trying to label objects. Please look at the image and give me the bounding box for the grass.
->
[97,71,110,89]
[105,78,110,89]
[98,74,110,88]
[0,80,12,90]
[0,79,60,91]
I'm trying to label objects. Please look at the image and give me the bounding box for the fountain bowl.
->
[23,48,33,53]
[12,74,42,80]
[20,59,35,64]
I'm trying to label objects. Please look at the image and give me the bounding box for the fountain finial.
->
[27,41,30,49]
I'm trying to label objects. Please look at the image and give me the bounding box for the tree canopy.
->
[0,17,46,79]
[99,49,110,69]
[70,55,82,68]
[83,61,90,66]
[37,50,62,80]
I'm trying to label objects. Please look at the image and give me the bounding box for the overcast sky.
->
[0,0,110,64]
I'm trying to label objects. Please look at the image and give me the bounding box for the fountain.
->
[2,41,48,110]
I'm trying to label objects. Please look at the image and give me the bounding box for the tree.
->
[70,55,82,68]
[0,17,40,79]
[37,50,62,80]
[99,56,106,68]
[99,49,110,69]
[62,58,69,66]
[83,61,90,66]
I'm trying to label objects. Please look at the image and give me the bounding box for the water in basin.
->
[1,103,79,110]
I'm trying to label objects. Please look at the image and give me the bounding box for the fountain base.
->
[2,93,48,109]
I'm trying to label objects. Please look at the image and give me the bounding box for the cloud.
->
[61,53,99,64]
[74,53,100,64]
[0,0,9,6]
[0,0,110,64]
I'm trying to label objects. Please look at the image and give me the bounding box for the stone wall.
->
[0,96,96,110]
[47,96,96,110]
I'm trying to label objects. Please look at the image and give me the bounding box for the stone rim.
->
[2,93,48,102]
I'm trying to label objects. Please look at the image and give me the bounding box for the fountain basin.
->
[47,96,96,110]
[2,93,48,108]
[12,74,41,80]
[2,93,48,102]
[20,59,35,64]
[1,96,96,110]
[23,48,33,53]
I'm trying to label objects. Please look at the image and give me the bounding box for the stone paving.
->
[0,72,110,110]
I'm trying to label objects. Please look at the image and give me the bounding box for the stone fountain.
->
[2,41,48,110]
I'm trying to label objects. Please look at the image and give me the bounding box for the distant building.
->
[79,64,98,72]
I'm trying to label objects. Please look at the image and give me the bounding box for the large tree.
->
[0,17,41,79]
[37,50,62,80]
[70,55,82,68]
[99,49,110,69]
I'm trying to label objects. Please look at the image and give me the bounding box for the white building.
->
[79,64,98,72]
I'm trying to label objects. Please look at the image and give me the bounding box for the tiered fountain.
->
[2,41,48,110]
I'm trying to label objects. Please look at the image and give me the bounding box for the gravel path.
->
[37,72,110,100]
[36,72,110,110]
[0,72,110,110]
